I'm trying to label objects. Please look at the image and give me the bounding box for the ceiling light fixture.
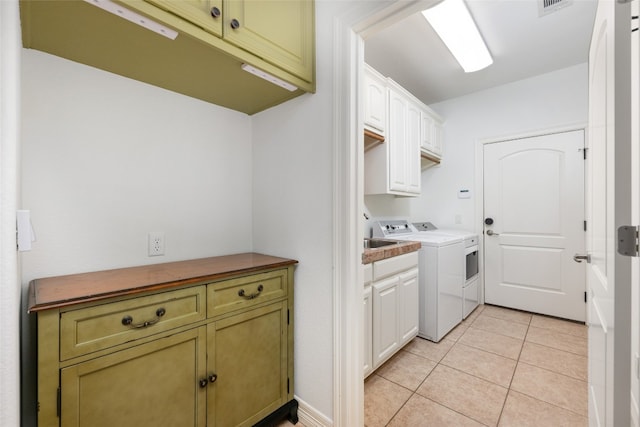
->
[421,0,493,73]
[83,0,178,40]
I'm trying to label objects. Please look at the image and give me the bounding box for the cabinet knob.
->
[230,18,240,29]
[209,373,218,383]
[199,378,208,388]
[210,6,221,18]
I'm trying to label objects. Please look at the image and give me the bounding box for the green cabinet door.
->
[208,301,288,427]
[148,0,223,36]
[223,0,314,82]
[60,327,207,427]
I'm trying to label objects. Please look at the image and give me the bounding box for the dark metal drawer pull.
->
[237,284,264,300]
[121,307,166,328]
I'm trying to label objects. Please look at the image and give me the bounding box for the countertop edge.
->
[362,241,421,265]
[28,253,298,313]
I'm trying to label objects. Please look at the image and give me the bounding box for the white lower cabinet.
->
[398,268,419,345]
[372,275,401,367]
[363,263,373,378]
[363,285,373,377]
[366,252,419,374]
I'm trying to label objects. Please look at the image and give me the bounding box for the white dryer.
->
[373,220,464,342]
[413,222,480,319]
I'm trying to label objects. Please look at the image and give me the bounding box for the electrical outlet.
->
[148,232,165,256]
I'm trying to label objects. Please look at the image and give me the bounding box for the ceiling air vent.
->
[538,0,573,17]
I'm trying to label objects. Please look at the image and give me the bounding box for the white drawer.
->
[372,252,418,281]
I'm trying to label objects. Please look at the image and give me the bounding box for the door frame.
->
[474,124,587,309]
[332,1,438,425]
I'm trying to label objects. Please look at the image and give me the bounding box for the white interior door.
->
[483,130,586,321]
[630,1,639,425]
[587,1,616,425]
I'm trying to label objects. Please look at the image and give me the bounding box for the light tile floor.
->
[365,304,588,426]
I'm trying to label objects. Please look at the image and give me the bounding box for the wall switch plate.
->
[148,232,165,256]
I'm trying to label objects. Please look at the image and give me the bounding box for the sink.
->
[364,239,400,249]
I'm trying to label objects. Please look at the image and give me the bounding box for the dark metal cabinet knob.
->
[199,378,208,388]
[209,373,218,383]
[210,6,221,18]
[230,18,240,29]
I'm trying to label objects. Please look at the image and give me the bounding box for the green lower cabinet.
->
[59,302,289,427]
[61,327,207,426]
[208,301,288,427]
[33,262,296,427]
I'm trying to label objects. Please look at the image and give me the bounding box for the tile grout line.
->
[371,305,589,426]
[495,314,532,426]
[383,308,485,426]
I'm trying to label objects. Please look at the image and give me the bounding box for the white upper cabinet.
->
[365,80,420,196]
[420,109,443,160]
[364,64,444,196]
[363,65,387,136]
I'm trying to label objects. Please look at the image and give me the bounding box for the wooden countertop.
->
[28,253,298,313]
[362,240,421,265]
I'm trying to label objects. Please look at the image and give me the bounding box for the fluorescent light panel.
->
[421,0,492,73]
[83,0,178,40]
[241,64,297,92]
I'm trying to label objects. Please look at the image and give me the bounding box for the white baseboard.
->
[295,396,333,427]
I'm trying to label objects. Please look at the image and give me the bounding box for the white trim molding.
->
[331,1,439,425]
[0,1,22,426]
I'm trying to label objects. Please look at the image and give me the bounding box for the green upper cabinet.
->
[223,0,314,83]
[19,0,315,115]
[148,0,314,83]
[149,0,224,37]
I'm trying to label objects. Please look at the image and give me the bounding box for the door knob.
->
[573,254,591,263]
[486,230,499,236]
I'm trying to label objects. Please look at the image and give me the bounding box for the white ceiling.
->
[364,0,598,105]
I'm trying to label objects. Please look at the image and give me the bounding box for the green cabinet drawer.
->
[207,269,287,318]
[60,286,206,360]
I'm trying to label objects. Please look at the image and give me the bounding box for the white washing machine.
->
[373,220,464,342]
[413,222,480,319]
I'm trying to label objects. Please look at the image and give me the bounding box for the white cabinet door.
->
[364,66,386,135]
[420,111,435,153]
[388,83,420,195]
[420,110,443,159]
[363,285,373,378]
[388,88,408,193]
[432,122,443,157]
[406,101,421,195]
[372,275,400,368]
[398,268,419,346]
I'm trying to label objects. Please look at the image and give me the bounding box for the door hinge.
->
[287,309,290,325]
[584,291,587,303]
[287,377,290,394]
[56,388,61,418]
[617,225,640,257]
[584,220,587,232]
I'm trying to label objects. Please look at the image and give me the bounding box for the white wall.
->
[251,1,339,421]
[20,49,254,425]
[364,63,589,233]
[412,63,589,231]
[21,50,254,280]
